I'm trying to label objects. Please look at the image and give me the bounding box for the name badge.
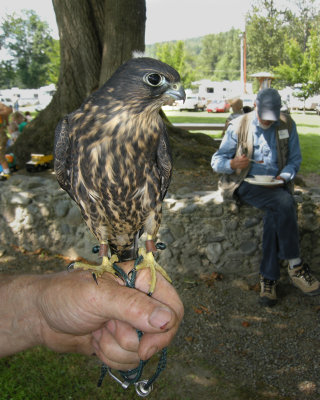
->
[278,129,289,139]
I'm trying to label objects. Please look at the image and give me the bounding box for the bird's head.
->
[101,57,186,113]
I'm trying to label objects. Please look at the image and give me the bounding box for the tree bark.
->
[99,0,146,86]
[13,0,146,165]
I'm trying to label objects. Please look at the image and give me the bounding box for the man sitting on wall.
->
[211,88,320,307]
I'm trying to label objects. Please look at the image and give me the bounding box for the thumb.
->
[97,280,175,333]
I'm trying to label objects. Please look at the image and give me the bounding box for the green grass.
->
[167,114,228,124]
[0,347,282,400]
[0,347,135,399]
[165,110,320,175]
[298,133,320,174]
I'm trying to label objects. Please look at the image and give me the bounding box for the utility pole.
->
[243,31,247,94]
[239,31,247,95]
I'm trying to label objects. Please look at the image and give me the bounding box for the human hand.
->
[275,175,286,183]
[230,154,250,170]
[36,266,183,371]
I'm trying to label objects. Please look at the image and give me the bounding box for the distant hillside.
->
[145,29,242,84]
[145,36,203,58]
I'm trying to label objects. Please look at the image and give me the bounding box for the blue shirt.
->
[211,112,302,182]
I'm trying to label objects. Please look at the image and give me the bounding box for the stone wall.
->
[1,173,320,276]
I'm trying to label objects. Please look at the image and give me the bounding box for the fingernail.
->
[149,307,172,329]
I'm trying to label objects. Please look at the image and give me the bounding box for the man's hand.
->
[230,154,250,170]
[275,176,286,183]
[0,268,184,372]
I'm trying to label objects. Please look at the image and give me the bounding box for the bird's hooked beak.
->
[164,83,186,105]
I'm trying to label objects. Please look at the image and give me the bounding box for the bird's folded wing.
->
[156,123,172,201]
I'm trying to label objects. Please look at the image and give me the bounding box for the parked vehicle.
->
[0,97,13,107]
[316,103,320,115]
[176,95,206,111]
[207,99,230,113]
[26,154,53,172]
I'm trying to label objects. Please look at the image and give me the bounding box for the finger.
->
[105,319,139,353]
[93,275,177,334]
[135,269,184,322]
[133,270,184,360]
[92,325,140,370]
[138,327,179,361]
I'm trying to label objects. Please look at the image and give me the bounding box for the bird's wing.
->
[54,113,75,201]
[156,122,172,200]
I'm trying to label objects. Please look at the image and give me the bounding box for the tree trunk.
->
[99,0,146,86]
[13,0,146,165]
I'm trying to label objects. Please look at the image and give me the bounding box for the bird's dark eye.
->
[143,73,165,87]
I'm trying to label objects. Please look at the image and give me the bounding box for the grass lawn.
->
[0,347,141,399]
[165,110,320,176]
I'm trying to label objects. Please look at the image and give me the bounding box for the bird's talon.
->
[110,254,119,265]
[136,247,171,294]
[67,262,75,271]
[92,272,98,285]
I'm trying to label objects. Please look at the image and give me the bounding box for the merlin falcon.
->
[54,57,185,293]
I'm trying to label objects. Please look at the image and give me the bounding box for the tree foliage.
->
[0,10,56,88]
[153,41,196,88]
[199,29,241,81]
[46,39,60,86]
[284,0,320,51]
[147,29,242,86]
[274,26,320,98]
[245,0,288,74]
[210,29,241,81]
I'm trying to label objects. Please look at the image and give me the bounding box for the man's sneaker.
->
[0,173,10,181]
[288,263,320,296]
[259,275,278,307]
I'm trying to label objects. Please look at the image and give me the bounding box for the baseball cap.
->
[256,88,281,121]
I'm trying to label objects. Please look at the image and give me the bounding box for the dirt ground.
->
[1,169,319,399]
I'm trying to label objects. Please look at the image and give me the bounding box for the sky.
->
[2,0,255,44]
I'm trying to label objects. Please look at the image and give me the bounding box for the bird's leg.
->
[71,241,118,281]
[136,235,172,295]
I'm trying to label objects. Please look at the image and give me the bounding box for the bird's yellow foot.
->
[70,254,119,281]
[137,248,172,295]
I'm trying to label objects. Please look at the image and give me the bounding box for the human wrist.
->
[0,274,44,357]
